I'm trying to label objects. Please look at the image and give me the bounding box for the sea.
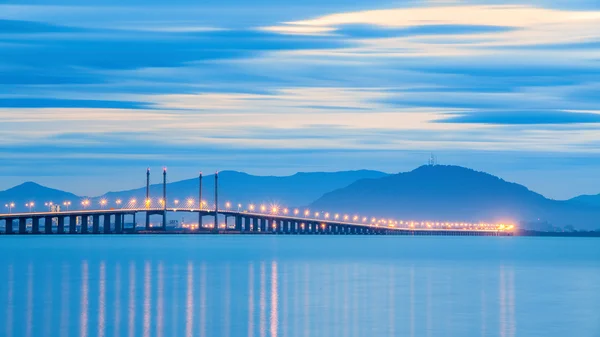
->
[0,235,598,337]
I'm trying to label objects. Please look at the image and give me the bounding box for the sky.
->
[0,0,599,199]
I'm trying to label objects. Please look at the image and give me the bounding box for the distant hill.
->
[97,170,388,208]
[0,182,80,212]
[310,165,600,230]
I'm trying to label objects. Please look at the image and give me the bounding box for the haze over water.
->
[1,236,599,337]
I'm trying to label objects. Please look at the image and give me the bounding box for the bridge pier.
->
[69,215,77,234]
[19,218,27,234]
[4,218,14,234]
[115,213,122,234]
[44,216,53,234]
[104,214,111,234]
[32,217,40,234]
[93,215,100,234]
[145,212,150,230]
[81,215,89,234]
[235,216,242,231]
[57,216,65,234]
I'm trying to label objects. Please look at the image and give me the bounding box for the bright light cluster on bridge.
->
[1,195,516,232]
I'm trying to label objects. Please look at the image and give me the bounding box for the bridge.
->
[0,169,514,236]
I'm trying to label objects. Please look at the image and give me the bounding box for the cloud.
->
[438,110,600,125]
[0,98,148,109]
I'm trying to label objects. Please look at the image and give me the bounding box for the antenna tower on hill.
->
[428,153,437,166]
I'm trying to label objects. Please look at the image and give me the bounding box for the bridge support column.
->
[162,211,167,231]
[19,218,27,234]
[132,213,136,232]
[81,215,88,234]
[145,212,150,231]
[92,215,100,234]
[235,216,242,231]
[57,217,65,234]
[197,213,203,231]
[5,218,14,234]
[69,215,77,234]
[32,217,40,234]
[104,214,111,234]
[44,216,53,234]
[115,213,122,234]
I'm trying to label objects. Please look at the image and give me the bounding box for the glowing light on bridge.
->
[5,202,15,213]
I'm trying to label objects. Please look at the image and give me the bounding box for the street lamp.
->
[100,199,107,209]
[5,202,14,213]
[238,203,242,211]
[81,199,90,209]
[116,199,122,208]
[226,202,231,210]
[174,199,179,207]
[63,201,71,211]
[25,202,34,212]
[45,202,53,211]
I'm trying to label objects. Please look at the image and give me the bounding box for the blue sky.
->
[1,0,599,199]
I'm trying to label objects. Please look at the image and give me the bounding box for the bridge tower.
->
[198,172,203,230]
[145,168,150,230]
[214,171,219,232]
[162,167,167,230]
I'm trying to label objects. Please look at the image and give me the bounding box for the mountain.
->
[0,182,80,212]
[97,170,388,208]
[310,165,600,230]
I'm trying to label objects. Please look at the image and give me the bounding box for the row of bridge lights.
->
[3,197,514,231]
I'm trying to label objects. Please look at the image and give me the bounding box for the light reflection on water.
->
[0,236,599,337]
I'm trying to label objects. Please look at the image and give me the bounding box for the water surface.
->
[0,236,599,337]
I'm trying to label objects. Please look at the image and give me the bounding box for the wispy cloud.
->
[1,1,600,198]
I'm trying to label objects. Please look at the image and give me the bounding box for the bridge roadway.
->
[0,207,509,236]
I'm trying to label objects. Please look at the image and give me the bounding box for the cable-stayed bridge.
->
[0,169,514,236]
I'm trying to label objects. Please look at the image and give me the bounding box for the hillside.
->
[0,182,80,212]
[310,165,600,230]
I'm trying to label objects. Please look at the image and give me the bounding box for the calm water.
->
[0,236,598,337]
